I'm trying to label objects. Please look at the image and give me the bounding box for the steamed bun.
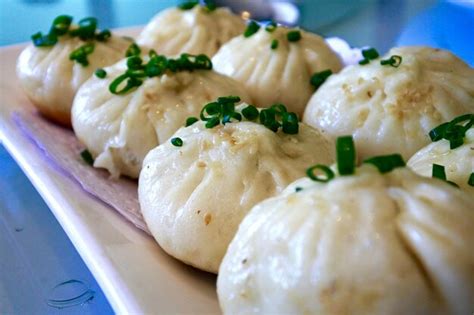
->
[218,165,474,315]
[138,110,334,273]
[137,5,245,57]
[212,26,342,115]
[408,128,474,192]
[17,34,130,125]
[303,46,474,160]
[72,59,251,178]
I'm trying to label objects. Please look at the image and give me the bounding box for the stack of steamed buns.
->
[16,2,474,314]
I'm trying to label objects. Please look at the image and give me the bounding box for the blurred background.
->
[1,0,473,63]
[1,1,473,314]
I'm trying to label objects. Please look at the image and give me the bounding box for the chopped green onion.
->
[432,163,446,180]
[380,55,402,67]
[203,0,217,11]
[428,114,474,149]
[200,102,220,121]
[110,53,213,95]
[171,137,183,147]
[359,48,379,65]
[270,39,279,50]
[306,165,335,182]
[265,21,277,32]
[310,69,332,90]
[222,112,242,125]
[468,173,474,187]
[336,136,356,175]
[362,48,379,60]
[95,68,107,78]
[109,73,142,95]
[205,116,220,128]
[270,104,287,114]
[242,105,259,121]
[282,112,298,134]
[127,55,143,70]
[429,122,450,142]
[80,149,94,165]
[70,17,97,40]
[244,21,260,38]
[185,117,199,127]
[125,43,141,57]
[218,96,241,104]
[69,43,95,66]
[363,154,405,173]
[178,0,199,10]
[50,15,73,36]
[295,187,303,192]
[259,108,280,132]
[96,29,111,41]
[31,14,111,52]
[193,97,298,134]
[287,30,301,42]
[31,32,58,47]
[431,164,459,187]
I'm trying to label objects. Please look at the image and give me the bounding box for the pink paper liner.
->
[12,109,151,235]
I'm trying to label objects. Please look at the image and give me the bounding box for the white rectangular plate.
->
[0,41,219,314]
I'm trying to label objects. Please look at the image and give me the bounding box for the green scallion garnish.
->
[295,187,303,192]
[336,136,356,175]
[363,154,405,173]
[203,0,217,11]
[31,14,112,64]
[69,43,95,67]
[69,17,98,40]
[125,43,141,57]
[242,105,259,121]
[282,112,298,134]
[359,47,379,65]
[287,30,301,42]
[178,0,199,10]
[362,48,379,60]
[109,73,143,95]
[31,32,58,47]
[109,52,213,95]
[306,136,407,184]
[306,165,335,182]
[380,55,402,67]
[429,114,473,149]
[96,29,111,42]
[244,21,260,38]
[192,97,299,134]
[50,15,73,36]
[171,137,183,147]
[80,149,94,165]
[95,68,107,78]
[310,69,332,90]
[468,173,474,187]
[270,39,279,50]
[185,117,199,127]
[432,163,446,180]
[431,164,459,187]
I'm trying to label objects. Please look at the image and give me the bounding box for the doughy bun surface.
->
[408,128,474,192]
[304,46,474,160]
[212,26,342,115]
[72,59,251,178]
[138,117,334,273]
[137,6,245,57]
[218,165,474,315]
[16,35,130,125]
